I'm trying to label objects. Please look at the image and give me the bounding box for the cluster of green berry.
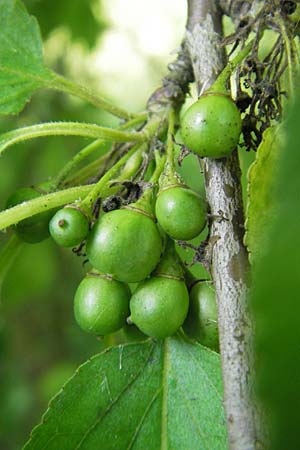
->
[55,178,211,342]
[5,91,243,349]
[5,171,218,349]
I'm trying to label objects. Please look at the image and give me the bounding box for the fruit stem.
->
[166,107,176,169]
[50,114,147,190]
[208,40,254,94]
[129,149,167,217]
[155,238,184,279]
[158,108,183,189]
[80,144,146,210]
[0,122,146,156]
[150,150,167,184]
[0,185,94,231]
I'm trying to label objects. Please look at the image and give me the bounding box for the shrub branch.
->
[185,1,261,449]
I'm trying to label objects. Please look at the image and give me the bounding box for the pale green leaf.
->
[22,337,227,450]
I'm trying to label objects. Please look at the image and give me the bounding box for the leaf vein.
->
[73,344,156,450]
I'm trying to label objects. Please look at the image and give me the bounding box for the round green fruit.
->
[74,273,131,336]
[129,276,189,339]
[180,93,242,159]
[86,208,163,283]
[183,281,219,351]
[155,186,206,240]
[6,187,53,243]
[49,207,89,247]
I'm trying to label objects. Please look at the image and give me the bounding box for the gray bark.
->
[185,1,259,449]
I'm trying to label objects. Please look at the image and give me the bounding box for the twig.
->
[185,1,261,449]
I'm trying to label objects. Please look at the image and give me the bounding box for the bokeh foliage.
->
[251,94,300,450]
[23,0,105,48]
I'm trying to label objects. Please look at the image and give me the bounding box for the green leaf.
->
[245,125,285,264]
[22,337,227,450]
[0,0,52,115]
[251,96,300,450]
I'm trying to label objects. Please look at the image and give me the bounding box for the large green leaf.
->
[22,337,227,450]
[251,96,300,450]
[0,0,52,115]
[245,125,284,264]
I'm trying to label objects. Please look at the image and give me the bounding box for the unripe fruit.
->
[129,239,189,339]
[129,276,189,339]
[49,206,89,247]
[86,208,163,283]
[155,185,206,240]
[5,187,53,243]
[183,281,219,351]
[74,273,131,336]
[181,93,242,159]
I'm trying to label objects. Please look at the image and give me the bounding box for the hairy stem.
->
[0,185,94,231]
[0,122,145,155]
[51,114,147,188]
[186,1,259,449]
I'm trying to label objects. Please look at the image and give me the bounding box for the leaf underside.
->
[22,337,227,450]
[0,0,52,115]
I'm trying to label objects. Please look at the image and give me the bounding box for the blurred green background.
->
[0,2,255,449]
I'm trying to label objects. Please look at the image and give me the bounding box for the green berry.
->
[129,276,189,339]
[74,273,131,336]
[86,208,163,283]
[155,186,206,240]
[181,93,242,159]
[6,187,52,243]
[183,281,219,351]
[49,207,89,247]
